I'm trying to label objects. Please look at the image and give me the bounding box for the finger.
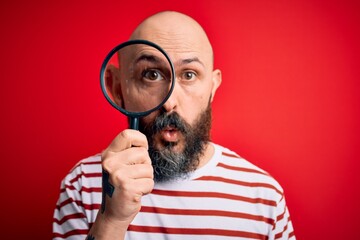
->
[107,129,148,153]
[103,147,152,172]
[119,163,154,180]
[126,178,155,202]
[134,178,154,196]
[110,173,154,202]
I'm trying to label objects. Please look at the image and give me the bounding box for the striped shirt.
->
[53,143,295,239]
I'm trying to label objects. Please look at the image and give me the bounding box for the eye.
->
[142,69,164,81]
[182,71,196,80]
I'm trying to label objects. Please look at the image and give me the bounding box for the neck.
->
[197,142,215,169]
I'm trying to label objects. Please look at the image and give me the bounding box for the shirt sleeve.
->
[52,167,90,240]
[270,195,296,239]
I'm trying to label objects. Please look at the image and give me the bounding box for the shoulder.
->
[211,143,284,198]
[68,154,102,174]
[62,154,103,188]
[214,144,270,175]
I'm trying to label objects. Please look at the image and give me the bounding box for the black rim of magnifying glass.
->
[100,39,175,118]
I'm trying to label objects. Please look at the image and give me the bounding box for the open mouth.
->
[160,126,180,142]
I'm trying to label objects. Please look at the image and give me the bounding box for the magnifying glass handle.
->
[129,117,139,130]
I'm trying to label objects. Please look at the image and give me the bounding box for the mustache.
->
[150,112,188,134]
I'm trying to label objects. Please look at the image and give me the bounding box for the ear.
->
[105,64,123,107]
[210,69,222,102]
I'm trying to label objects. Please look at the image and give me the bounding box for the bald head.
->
[130,11,214,69]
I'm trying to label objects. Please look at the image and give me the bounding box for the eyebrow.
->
[135,54,164,64]
[135,54,205,68]
[178,57,205,68]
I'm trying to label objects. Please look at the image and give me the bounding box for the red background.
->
[1,0,359,239]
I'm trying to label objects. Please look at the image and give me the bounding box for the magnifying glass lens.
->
[103,42,173,114]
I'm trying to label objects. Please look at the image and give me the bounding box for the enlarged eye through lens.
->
[100,40,175,130]
[142,69,164,82]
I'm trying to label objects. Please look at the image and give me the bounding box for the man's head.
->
[115,11,222,181]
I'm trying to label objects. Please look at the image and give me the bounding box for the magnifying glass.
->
[100,40,175,130]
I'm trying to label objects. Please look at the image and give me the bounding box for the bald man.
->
[53,11,295,240]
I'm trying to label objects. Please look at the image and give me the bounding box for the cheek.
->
[181,97,209,125]
[180,85,212,123]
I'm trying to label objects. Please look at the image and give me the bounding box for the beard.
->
[139,104,212,183]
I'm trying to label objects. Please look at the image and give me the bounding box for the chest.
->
[125,185,276,240]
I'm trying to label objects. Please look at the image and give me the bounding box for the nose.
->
[162,78,179,113]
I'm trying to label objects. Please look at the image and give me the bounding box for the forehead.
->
[118,43,207,77]
[153,39,212,70]
[132,21,213,68]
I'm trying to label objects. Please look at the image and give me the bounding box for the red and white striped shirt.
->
[53,143,295,239]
